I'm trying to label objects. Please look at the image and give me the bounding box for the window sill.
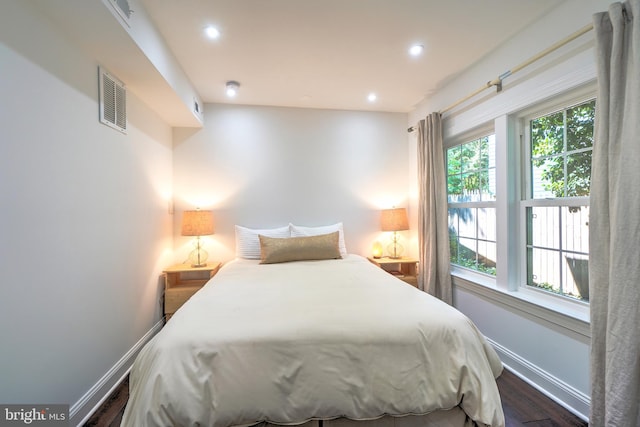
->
[451,271,591,340]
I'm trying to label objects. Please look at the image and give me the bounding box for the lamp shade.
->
[181,210,214,236]
[381,208,409,232]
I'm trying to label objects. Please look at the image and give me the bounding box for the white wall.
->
[407,0,613,420]
[173,103,410,263]
[0,1,173,424]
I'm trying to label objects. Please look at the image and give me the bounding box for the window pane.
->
[527,246,561,292]
[530,99,594,200]
[462,172,481,202]
[447,174,462,202]
[567,100,596,151]
[477,240,497,275]
[564,254,589,301]
[460,141,477,173]
[566,151,591,197]
[478,170,497,201]
[448,207,496,276]
[447,135,496,201]
[457,237,480,271]
[562,206,589,254]
[532,156,564,198]
[456,207,477,238]
[477,207,496,241]
[478,137,490,169]
[526,205,589,301]
[531,111,564,157]
[528,206,560,250]
[447,146,461,176]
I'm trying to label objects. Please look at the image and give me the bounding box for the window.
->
[446,135,497,276]
[522,99,595,302]
[440,86,595,323]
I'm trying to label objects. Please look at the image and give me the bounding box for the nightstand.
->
[368,257,419,287]
[163,262,221,322]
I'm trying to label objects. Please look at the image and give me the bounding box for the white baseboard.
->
[70,320,163,427]
[488,337,590,422]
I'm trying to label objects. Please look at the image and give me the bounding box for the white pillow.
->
[235,225,291,259]
[289,222,347,256]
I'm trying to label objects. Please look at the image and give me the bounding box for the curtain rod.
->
[407,22,594,133]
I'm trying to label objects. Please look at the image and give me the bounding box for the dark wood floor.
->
[85,369,587,427]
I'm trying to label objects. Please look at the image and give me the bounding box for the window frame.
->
[519,93,595,303]
[443,85,596,326]
[445,124,498,281]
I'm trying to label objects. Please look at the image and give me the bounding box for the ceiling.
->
[140,0,566,113]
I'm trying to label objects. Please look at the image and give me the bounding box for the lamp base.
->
[190,261,208,268]
[188,238,208,267]
[387,233,404,259]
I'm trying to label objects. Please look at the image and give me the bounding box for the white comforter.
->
[122,255,504,427]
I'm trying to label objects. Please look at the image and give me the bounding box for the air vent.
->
[193,97,204,120]
[115,0,132,17]
[107,0,133,26]
[99,66,127,134]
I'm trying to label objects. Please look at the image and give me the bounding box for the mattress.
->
[122,255,504,427]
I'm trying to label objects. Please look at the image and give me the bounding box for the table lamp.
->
[381,207,409,259]
[372,241,383,259]
[181,209,214,267]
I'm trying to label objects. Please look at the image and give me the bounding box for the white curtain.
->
[590,1,640,425]
[417,113,452,304]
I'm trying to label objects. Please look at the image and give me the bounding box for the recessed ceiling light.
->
[409,44,424,57]
[226,81,240,97]
[368,93,377,102]
[205,25,220,40]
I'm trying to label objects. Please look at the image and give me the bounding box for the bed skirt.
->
[253,407,484,427]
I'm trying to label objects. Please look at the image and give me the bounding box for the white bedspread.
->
[122,255,504,427]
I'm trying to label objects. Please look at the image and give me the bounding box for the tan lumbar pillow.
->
[259,232,342,264]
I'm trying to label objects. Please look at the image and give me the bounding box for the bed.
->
[122,248,504,427]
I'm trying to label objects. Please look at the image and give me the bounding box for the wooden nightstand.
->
[163,262,221,322]
[368,257,419,287]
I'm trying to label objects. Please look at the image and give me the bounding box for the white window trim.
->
[452,274,590,339]
[444,122,495,150]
